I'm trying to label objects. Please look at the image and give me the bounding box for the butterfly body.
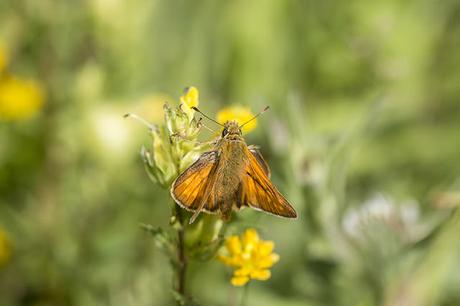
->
[213,132,248,209]
[171,120,297,223]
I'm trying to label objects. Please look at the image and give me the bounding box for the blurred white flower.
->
[88,94,169,164]
[342,194,437,250]
[88,105,138,165]
[268,118,290,154]
[93,107,132,153]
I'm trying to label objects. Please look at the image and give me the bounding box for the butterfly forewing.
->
[240,147,297,218]
[170,151,220,213]
[248,145,271,177]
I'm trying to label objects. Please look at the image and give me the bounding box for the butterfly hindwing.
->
[239,147,297,218]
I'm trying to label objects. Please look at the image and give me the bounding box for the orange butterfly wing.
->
[239,147,297,218]
[248,145,271,177]
[170,151,219,214]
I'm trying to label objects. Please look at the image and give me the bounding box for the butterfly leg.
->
[196,119,216,133]
[170,133,197,143]
[189,209,202,224]
[170,133,216,147]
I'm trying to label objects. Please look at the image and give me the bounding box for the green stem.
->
[175,205,188,302]
[240,282,250,306]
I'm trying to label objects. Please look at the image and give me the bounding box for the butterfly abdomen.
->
[214,140,248,202]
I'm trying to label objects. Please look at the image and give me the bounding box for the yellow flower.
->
[0,227,11,268]
[135,93,172,123]
[180,86,199,121]
[218,228,279,286]
[216,105,257,133]
[180,86,199,108]
[0,76,45,121]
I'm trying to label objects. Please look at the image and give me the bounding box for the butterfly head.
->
[221,120,242,138]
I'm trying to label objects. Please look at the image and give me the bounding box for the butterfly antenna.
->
[191,107,224,127]
[239,106,270,129]
[197,118,216,132]
[124,113,156,130]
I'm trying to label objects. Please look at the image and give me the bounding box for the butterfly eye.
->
[221,128,228,137]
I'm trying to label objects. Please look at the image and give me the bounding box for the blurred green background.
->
[1,1,460,305]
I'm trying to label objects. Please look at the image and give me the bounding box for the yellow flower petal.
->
[0,76,45,121]
[218,254,244,268]
[270,253,280,263]
[180,86,199,108]
[234,267,252,277]
[242,228,259,246]
[231,276,250,287]
[217,255,234,266]
[250,269,271,281]
[216,106,257,133]
[258,253,279,268]
[242,228,259,254]
[258,241,275,256]
[225,235,242,255]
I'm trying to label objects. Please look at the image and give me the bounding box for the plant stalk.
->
[175,206,188,302]
[240,282,250,306]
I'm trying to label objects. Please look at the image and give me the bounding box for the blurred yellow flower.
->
[0,45,7,73]
[0,227,11,268]
[135,93,171,123]
[216,105,256,133]
[218,228,279,286]
[0,76,45,121]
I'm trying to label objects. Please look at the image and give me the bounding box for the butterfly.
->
[170,107,297,224]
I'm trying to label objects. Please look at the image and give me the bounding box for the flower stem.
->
[240,282,250,306]
[175,206,188,302]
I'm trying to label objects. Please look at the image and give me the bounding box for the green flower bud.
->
[138,92,206,190]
